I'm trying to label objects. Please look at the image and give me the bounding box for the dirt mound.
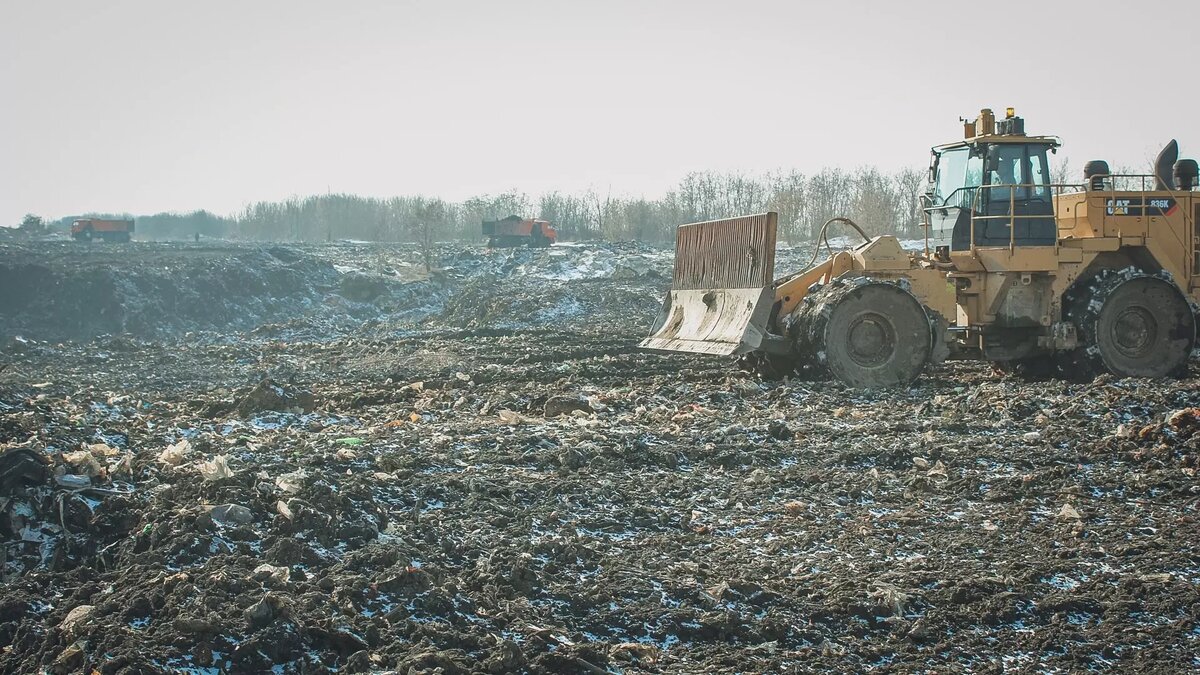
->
[0,241,669,343]
[0,244,342,341]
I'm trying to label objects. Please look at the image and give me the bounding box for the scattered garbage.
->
[53,474,91,489]
[197,454,234,481]
[59,605,94,640]
[207,503,253,525]
[0,446,48,491]
[235,378,316,416]
[157,439,192,466]
[1058,503,1083,521]
[544,394,594,418]
[1,240,1198,673]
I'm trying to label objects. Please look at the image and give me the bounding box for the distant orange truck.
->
[482,216,556,248]
[72,218,134,242]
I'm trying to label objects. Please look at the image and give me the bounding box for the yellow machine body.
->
[642,108,1199,385]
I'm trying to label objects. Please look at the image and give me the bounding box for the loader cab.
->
[925,109,1059,252]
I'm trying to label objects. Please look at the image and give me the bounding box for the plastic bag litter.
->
[207,503,253,525]
[275,470,306,494]
[198,455,233,481]
[1058,503,1083,520]
[87,443,121,457]
[62,450,103,476]
[55,474,91,489]
[253,564,290,583]
[498,409,526,425]
[158,439,192,467]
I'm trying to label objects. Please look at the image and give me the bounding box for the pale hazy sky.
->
[3,0,1197,224]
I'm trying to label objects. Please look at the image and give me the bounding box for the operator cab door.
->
[926,145,984,250]
[926,143,1056,251]
[973,143,1055,247]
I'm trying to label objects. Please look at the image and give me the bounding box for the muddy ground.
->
[1,241,1198,674]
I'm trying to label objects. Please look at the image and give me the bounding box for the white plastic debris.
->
[158,439,192,467]
[926,461,948,479]
[1058,503,1083,521]
[253,564,290,583]
[62,450,103,476]
[197,455,233,481]
[498,409,524,425]
[87,442,121,457]
[275,470,306,494]
[55,474,91,489]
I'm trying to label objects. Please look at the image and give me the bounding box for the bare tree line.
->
[47,159,1118,244]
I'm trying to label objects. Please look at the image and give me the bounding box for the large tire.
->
[1065,269,1195,379]
[792,278,932,388]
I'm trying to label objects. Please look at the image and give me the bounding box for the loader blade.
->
[640,213,777,356]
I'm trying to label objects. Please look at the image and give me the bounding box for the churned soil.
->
[2,240,1198,673]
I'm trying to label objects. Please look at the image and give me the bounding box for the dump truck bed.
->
[72,219,135,233]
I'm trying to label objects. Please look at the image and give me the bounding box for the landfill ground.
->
[1,240,1198,674]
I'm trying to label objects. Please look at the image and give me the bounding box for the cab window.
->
[1027,146,1050,198]
[933,147,986,208]
[934,147,968,205]
[987,144,1052,201]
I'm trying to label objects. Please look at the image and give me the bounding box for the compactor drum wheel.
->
[791,279,932,388]
[1067,270,1196,379]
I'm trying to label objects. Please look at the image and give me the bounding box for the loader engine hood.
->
[639,213,778,356]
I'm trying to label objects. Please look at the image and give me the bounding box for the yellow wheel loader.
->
[641,108,1199,387]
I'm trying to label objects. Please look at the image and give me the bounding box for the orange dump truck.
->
[72,218,135,242]
[482,215,556,248]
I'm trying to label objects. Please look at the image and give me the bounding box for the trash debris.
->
[54,474,91,489]
[207,503,253,525]
[275,470,306,494]
[0,446,48,492]
[253,564,290,583]
[926,460,949,479]
[61,450,103,476]
[497,409,526,425]
[0,240,1197,673]
[1058,503,1083,521]
[244,596,278,629]
[197,455,234,481]
[235,378,316,416]
[1167,407,1200,431]
[58,605,94,640]
[544,394,594,418]
[158,439,192,466]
